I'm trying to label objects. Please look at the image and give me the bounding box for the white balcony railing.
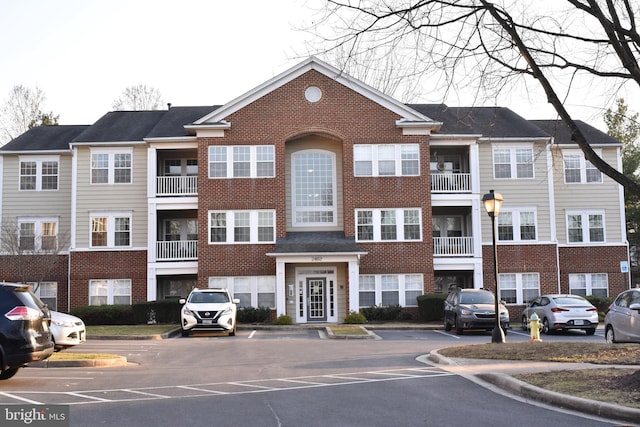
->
[156,240,198,261]
[433,237,474,256]
[431,173,471,193]
[156,176,197,196]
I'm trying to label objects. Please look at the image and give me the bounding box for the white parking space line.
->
[0,392,43,405]
[508,330,530,337]
[433,330,461,339]
[248,330,257,339]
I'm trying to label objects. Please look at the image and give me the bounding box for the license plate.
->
[574,319,584,326]
[202,319,213,325]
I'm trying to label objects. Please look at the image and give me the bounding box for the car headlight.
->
[460,309,473,315]
[220,307,233,316]
[182,308,196,316]
[51,319,74,327]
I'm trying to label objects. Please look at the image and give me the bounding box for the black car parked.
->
[0,283,54,380]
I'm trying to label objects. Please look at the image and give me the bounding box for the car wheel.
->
[455,316,464,335]
[181,329,190,337]
[444,318,452,331]
[605,326,616,344]
[585,328,596,336]
[521,316,528,331]
[542,318,552,335]
[503,327,508,336]
[229,323,236,337]
[0,367,19,380]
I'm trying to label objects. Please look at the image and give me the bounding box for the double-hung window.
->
[90,213,131,248]
[498,272,540,304]
[497,209,537,241]
[569,273,608,297]
[33,282,58,310]
[208,210,275,244]
[208,145,275,178]
[209,276,276,308]
[19,156,59,191]
[566,211,605,243]
[358,274,423,307]
[563,149,602,183]
[18,218,58,251]
[355,208,421,242]
[89,279,131,305]
[91,149,132,184]
[493,146,534,179]
[354,144,419,176]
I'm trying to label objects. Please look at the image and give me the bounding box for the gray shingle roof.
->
[72,111,168,142]
[273,232,359,253]
[0,125,89,152]
[408,104,549,138]
[530,119,620,145]
[146,106,220,138]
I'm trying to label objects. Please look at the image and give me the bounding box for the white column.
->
[147,267,157,301]
[276,260,286,317]
[348,258,360,313]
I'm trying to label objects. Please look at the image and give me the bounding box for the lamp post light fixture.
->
[482,189,506,344]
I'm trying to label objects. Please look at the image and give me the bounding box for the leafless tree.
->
[0,85,51,146]
[310,0,640,195]
[0,218,70,286]
[112,84,165,111]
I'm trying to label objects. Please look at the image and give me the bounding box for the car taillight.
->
[586,308,598,312]
[551,307,569,312]
[5,306,41,321]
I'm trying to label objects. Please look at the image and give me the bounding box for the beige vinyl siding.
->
[1,154,73,250]
[74,145,148,248]
[551,146,623,243]
[478,141,553,243]
[285,136,344,232]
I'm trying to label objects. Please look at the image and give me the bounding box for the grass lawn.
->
[87,324,179,336]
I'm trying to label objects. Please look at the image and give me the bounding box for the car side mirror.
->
[629,303,640,311]
[179,298,186,305]
[232,298,240,304]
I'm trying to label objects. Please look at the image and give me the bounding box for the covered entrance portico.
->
[267,232,366,324]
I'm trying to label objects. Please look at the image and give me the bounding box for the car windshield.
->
[189,292,229,303]
[460,292,494,305]
[553,296,590,306]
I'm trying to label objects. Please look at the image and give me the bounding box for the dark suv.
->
[0,283,54,380]
[443,287,510,335]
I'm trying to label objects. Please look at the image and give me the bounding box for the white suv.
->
[179,288,240,337]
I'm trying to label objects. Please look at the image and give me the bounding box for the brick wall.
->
[69,250,147,309]
[558,245,629,297]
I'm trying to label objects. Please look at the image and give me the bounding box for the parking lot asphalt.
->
[33,322,640,425]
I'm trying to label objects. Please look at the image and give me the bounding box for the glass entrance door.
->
[307,278,326,321]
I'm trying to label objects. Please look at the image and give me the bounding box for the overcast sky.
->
[0,0,634,130]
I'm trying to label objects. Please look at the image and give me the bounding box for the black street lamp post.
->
[482,190,506,344]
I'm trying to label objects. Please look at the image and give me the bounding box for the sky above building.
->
[0,0,635,130]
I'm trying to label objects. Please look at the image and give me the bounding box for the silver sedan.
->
[521,294,598,335]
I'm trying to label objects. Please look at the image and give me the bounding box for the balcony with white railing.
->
[156,176,197,196]
[156,240,198,261]
[431,172,471,193]
[433,236,474,256]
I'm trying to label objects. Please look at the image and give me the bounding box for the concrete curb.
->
[478,372,640,425]
[31,355,128,368]
[325,326,381,340]
[429,349,640,425]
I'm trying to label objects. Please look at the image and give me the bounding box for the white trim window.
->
[19,156,59,191]
[563,149,602,184]
[18,218,58,251]
[354,144,419,176]
[358,274,423,307]
[90,213,132,248]
[208,145,275,178]
[498,272,540,304]
[208,210,275,244]
[566,211,605,243]
[569,273,608,297]
[356,208,421,242]
[91,148,132,184]
[497,208,537,241]
[89,279,131,305]
[292,150,337,226]
[493,146,534,179]
[209,276,276,308]
[31,282,58,311]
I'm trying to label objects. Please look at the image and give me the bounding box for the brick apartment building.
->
[0,57,630,323]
